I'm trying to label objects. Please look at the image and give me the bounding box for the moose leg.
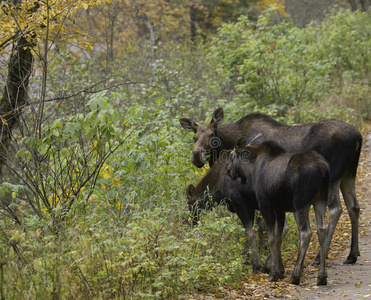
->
[313,200,328,285]
[237,209,261,273]
[291,207,312,285]
[275,210,286,279]
[245,221,261,273]
[313,182,342,265]
[266,225,281,281]
[257,214,267,251]
[262,214,288,275]
[282,217,289,242]
[261,208,282,282]
[340,176,360,264]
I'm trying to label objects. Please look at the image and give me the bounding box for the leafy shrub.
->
[211,7,334,116]
[1,6,370,300]
[313,8,371,81]
[3,92,126,222]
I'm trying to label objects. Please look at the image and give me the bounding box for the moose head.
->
[179,108,224,168]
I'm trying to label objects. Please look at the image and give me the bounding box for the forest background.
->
[0,0,370,298]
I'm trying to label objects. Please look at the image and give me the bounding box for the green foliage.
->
[212,8,334,116]
[1,6,371,299]
[314,8,371,80]
[211,7,371,124]
[7,92,126,220]
[0,183,246,299]
[307,8,371,121]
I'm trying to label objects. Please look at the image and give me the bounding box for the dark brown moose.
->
[227,138,329,285]
[186,146,289,275]
[180,108,362,265]
[185,152,262,273]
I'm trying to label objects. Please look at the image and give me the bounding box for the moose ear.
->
[235,137,247,153]
[179,118,198,133]
[210,107,224,128]
[247,133,264,146]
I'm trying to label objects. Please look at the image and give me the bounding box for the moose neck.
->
[216,124,246,151]
[194,158,228,199]
[215,113,288,152]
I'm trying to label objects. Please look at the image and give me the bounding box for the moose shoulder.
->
[227,138,329,285]
[180,108,362,265]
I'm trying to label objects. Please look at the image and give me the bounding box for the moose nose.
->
[192,150,207,168]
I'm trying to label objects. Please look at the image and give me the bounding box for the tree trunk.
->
[348,0,358,11]
[359,0,368,11]
[0,34,34,175]
[190,4,197,42]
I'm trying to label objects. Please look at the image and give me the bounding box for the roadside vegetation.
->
[0,3,370,298]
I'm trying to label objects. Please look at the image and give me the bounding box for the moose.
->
[186,149,289,274]
[180,108,362,265]
[185,152,262,273]
[227,138,329,285]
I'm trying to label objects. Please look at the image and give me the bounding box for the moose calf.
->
[227,138,329,285]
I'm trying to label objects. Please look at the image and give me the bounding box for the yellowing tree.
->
[253,0,287,16]
[80,0,192,60]
[0,0,110,173]
[0,0,110,52]
[78,0,264,60]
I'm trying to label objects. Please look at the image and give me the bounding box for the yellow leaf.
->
[90,139,98,150]
[86,43,92,52]
[1,118,8,125]
[81,3,89,10]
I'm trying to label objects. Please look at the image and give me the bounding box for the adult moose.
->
[227,138,329,285]
[179,108,362,265]
[185,152,261,274]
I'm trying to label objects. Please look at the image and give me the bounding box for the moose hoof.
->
[253,266,262,274]
[290,276,300,285]
[261,265,270,274]
[317,276,327,286]
[343,254,358,264]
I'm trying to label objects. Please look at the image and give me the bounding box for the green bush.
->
[211,8,334,116]
[1,6,370,299]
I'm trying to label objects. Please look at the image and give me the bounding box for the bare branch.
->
[0,34,16,52]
